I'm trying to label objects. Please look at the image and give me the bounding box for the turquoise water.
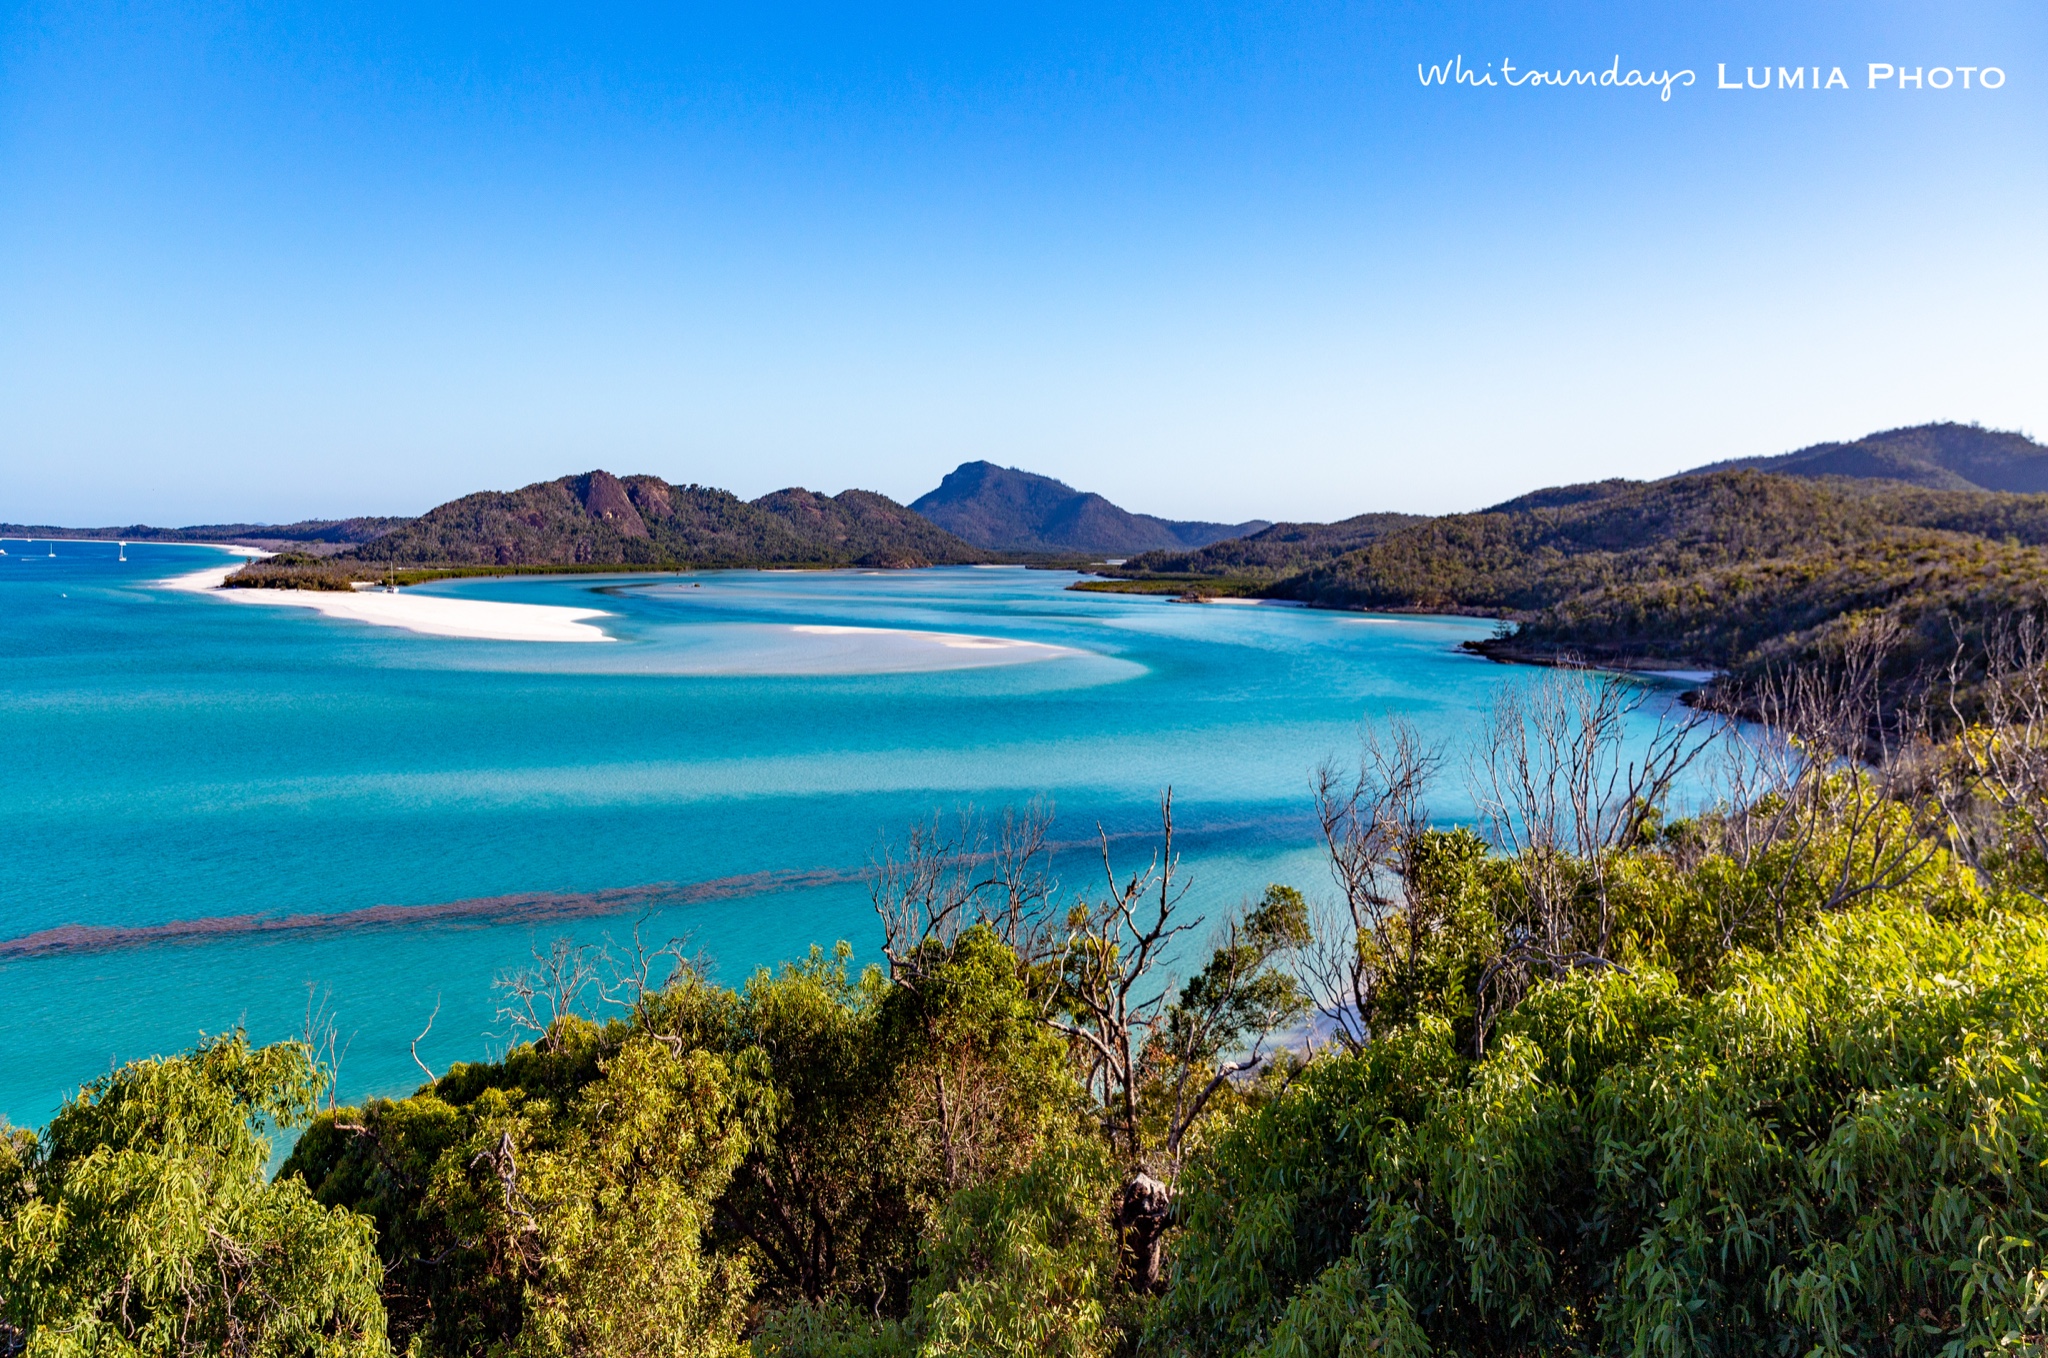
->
[0,541,1694,1129]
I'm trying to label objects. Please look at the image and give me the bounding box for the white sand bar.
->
[161,563,262,592]
[222,588,615,642]
[161,566,613,643]
[789,623,1062,653]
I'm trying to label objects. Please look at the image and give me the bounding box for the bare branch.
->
[492,937,601,1051]
[869,798,1061,980]
[411,996,441,1084]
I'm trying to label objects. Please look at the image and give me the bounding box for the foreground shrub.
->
[287,1022,751,1358]
[0,1032,388,1358]
[753,1136,1122,1358]
[287,927,1085,1356]
[1153,901,2048,1356]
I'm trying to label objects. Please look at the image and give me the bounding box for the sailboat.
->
[118,542,126,562]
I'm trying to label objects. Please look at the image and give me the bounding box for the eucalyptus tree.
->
[0,1032,388,1358]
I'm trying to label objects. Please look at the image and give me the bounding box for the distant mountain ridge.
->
[1688,422,2048,493]
[0,517,405,554]
[347,470,985,570]
[911,461,1269,556]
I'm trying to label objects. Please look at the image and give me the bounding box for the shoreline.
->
[217,586,617,643]
[159,556,616,643]
[783,622,1078,661]
[1464,637,1722,687]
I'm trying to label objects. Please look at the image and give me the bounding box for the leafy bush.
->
[1151,895,2048,1356]
[754,1137,1123,1358]
[0,1033,388,1358]
[286,1019,751,1358]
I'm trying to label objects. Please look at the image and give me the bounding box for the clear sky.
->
[2,1,2043,525]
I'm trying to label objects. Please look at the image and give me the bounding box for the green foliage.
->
[1109,513,1428,581]
[753,1137,1123,1358]
[1354,827,1502,1044]
[703,942,932,1312]
[286,1019,750,1357]
[222,553,367,590]
[690,930,1079,1315]
[40,683,2048,1358]
[0,1032,389,1358]
[910,1138,1121,1358]
[1143,885,1312,1163]
[1152,893,2048,1357]
[1168,885,1309,1055]
[287,927,1085,1355]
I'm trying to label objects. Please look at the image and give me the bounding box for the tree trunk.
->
[1118,1171,1172,1292]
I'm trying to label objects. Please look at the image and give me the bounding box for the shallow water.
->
[0,542,1696,1128]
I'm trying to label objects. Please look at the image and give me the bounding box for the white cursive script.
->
[1419,55,1696,101]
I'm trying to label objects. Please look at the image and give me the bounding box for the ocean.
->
[0,540,1700,1128]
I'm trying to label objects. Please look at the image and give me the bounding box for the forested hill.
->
[1110,510,1427,579]
[1100,465,2048,697]
[1687,421,2048,492]
[911,460,1269,555]
[342,471,989,570]
[1300,471,2048,695]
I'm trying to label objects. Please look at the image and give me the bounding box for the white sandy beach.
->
[160,565,614,643]
[160,561,266,593]
[789,623,1066,654]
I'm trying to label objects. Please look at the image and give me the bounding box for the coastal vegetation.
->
[13,624,2048,1354]
[1092,511,1427,584]
[1095,425,2048,721]
[1066,576,1264,599]
[223,553,369,590]
[215,473,997,588]
[351,474,987,572]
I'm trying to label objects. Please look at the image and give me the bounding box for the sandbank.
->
[161,561,264,593]
[160,563,614,643]
[788,623,1063,654]
[219,587,615,642]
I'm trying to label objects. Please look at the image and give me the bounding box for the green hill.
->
[1689,421,2048,492]
[1090,448,2048,708]
[231,471,989,584]
[1110,510,1426,581]
[1269,471,2048,699]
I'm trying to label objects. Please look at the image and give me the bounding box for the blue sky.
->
[2,1,2042,524]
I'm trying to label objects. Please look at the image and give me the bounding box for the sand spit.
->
[161,564,259,592]
[786,623,1071,655]
[219,587,616,642]
[161,562,615,643]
